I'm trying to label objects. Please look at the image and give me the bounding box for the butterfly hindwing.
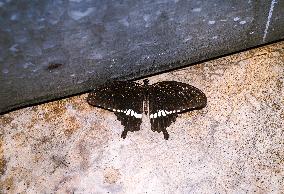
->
[115,112,142,138]
[149,114,178,140]
[149,81,207,139]
[87,81,144,138]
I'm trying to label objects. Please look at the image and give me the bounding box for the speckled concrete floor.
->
[1,42,284,194]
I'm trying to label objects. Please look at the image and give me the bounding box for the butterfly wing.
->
[149,81,207,139]
[114,112,142,138]
[87,81,144,138]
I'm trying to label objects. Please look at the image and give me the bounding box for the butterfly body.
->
[87,79,207,139]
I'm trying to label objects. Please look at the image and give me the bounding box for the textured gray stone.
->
[0,0,284,113]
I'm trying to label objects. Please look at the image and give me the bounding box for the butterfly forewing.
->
[87,81,144,138]
[87,81,144,113]
[150,81,207,113]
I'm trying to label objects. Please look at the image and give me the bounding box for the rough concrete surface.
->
[0,42,284,193]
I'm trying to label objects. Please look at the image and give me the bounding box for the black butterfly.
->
[87,79,207,140]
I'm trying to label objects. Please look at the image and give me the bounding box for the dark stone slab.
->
[0,0,283,113]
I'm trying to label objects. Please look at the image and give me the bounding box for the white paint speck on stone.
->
[69,0,84,2]
[10,13,18,21]
[88,51,103,60]
[22,62,33,69]
[239,21,247,25]
[69,7,94,20]
[208,20,216,25]
[43,40,57,50]
[233,17,240,21]
[263,0,277,42]
[143,14,150,22]
[120,18,129,27]
[2,68,9,74]
[9,44,18,52]
[192,8,202,12]
[183,35,193,43]
[143,14,151,27]
[77,80,84,84]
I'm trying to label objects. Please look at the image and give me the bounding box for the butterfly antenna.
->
[143,79,149,86]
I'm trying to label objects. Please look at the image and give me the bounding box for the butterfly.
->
[87,79,207,140]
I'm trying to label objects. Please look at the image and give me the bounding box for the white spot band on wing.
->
[113,108,142,118]
[149,109,184,119]
[134,112,142,118]
[126,109,131,115]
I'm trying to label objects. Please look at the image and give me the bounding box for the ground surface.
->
[0,41,283,193]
